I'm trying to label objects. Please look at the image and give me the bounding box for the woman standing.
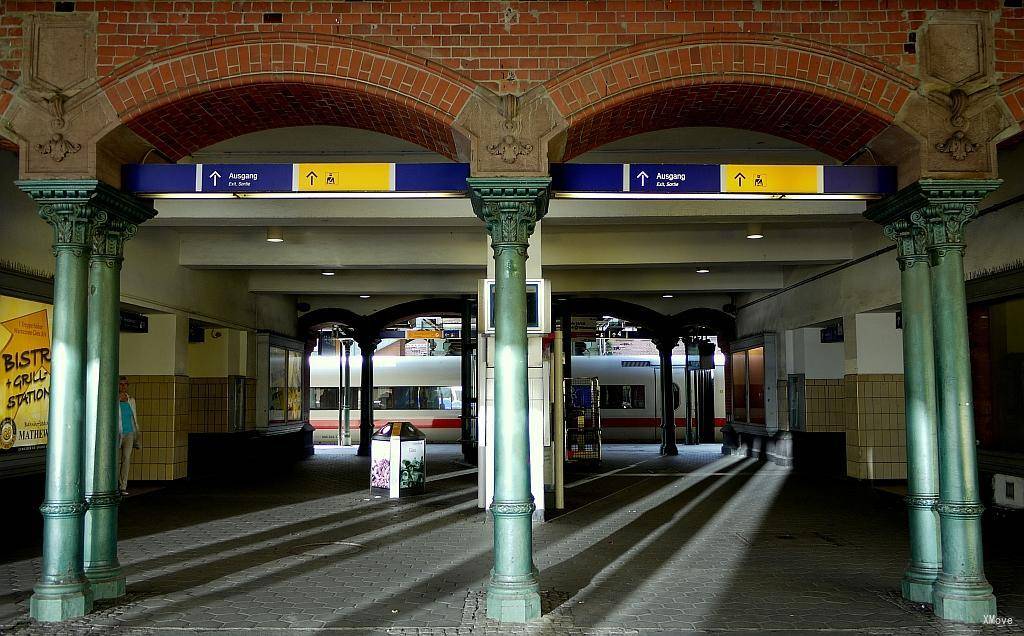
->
[118,377,141,494]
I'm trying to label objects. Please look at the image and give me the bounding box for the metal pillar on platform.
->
[469,177,549,623]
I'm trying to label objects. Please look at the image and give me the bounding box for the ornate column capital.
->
[16,180,156,258]
[882,219,929,270]
[468,178,551,252]
[865,178,1002,263]
[651,332,679,353]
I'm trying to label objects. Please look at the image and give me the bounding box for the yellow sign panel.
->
[296,163,393,192]
[1,296,52,452]
[722,165,821,194]
[406,329,442,339]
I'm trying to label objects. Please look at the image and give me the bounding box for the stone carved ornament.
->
[934,89,978,161]
[488,94,534,164]
[34,90,82,163]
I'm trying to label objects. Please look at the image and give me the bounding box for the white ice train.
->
[309,353,726,445]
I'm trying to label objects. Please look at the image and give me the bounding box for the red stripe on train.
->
[312,417,725,430]
[311,418,462,429]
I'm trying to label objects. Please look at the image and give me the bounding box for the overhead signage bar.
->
[551,163,896,199]
[124,162,895,200]
[124,163,471,198]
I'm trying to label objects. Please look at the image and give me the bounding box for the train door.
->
[652,364,684,444]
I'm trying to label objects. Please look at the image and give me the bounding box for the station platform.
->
[1,444,1021,635]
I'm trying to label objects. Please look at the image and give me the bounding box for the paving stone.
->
[1,445,1022,634]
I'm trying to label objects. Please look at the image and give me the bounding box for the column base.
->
[85,568,126,600]
[661,446,678,456]
[486,579,541,623]
[30,583,93,622]
[901,567,939,604]
[933,577,997,623]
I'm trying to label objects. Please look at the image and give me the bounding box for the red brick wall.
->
[2,1,1022,93]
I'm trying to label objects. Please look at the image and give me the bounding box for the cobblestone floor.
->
[1,444,1022,634]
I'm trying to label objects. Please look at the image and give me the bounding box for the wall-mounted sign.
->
[480,279,550,335]
[119,310,149,333]
[406,329,442,339]
[0,295,51,453]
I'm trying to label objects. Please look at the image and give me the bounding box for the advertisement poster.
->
[0,295,52,452]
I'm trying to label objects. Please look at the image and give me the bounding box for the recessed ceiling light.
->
[696,267,711,274]
[746,223,764,239]
[359,295,371,299]
[266,227,284,242]
[662,294,674,299]
[321,271,335,276]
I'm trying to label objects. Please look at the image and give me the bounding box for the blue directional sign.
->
[550,163,896,197]
[124,162,471,196]
[200,163,293,193]
[627,163,719,193]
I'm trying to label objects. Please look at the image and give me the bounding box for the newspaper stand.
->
[564,377,602,466]
[370,421,426,498]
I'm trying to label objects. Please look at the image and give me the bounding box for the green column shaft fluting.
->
[885,220,942,603]
[918,185,1000,623]
[29,201,95,622]
[18,181,155,623]
[469,178,549,624]
[866,180,1001,623]
[83,219,135,600]
[356,335,378,457]
[654,335,679,456]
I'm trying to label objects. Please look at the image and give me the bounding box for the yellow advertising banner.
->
[722,164,821,194]
[295,163,393,192]
[0,296,52,452]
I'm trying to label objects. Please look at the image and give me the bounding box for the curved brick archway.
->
[98,33,479,160]
[545,34,918,161]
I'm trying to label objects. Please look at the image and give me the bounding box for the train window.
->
[309,388,359,410]
[371,386,458,410]
[672,383,681,411]
[599,385,646,409]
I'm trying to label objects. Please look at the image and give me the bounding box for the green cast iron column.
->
[470,177,549,623]
[884,219,942,603]
[81,186,153,601]
[356,334,379,456]
[652,334,679,455]
[916,179,1001,623]
[19,182,100,621]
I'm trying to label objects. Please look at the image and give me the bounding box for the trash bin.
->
[370,421,427,498]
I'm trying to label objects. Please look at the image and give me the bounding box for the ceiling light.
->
[696,267,711,274]
[662,294,674,299]
[266,227,284,242]
[746,223,764,240]
[321,271,335,276]
[359,295,371,299]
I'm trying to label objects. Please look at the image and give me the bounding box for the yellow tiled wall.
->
[123,375,189,482]
[805,379,846,433]
[190,377,229,434]
[844,374,907,480]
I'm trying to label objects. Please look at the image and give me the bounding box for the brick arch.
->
[545,34,918,161]
[98,33,478,160]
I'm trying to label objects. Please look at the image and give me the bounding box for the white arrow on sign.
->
[208,170,221,186]
[637,170,649,187]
